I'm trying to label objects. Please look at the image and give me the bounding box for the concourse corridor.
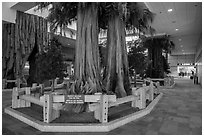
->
[2,78,202,135]
[108,77,202,135]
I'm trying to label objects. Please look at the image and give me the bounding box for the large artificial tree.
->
[38,2,107,113]
[100,3,130,97]
[2,11,48,88]
[99,2,154,97]
[38,2,154,112]
[144,35,174,78]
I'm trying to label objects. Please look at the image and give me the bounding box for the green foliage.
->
[98,2,155,34]
[143,35,175,53]
[36,38,67,83]
[145,55,170,78]
[128,40,148,76]
[162,55,171,74]
[143,36,174,78]
[37,2,78,35]
[37,2,155,35]
[146,63,164,78]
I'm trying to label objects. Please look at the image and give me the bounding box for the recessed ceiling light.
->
[179,39,182,41]
[175,28,179,31]
[168,9,173,12]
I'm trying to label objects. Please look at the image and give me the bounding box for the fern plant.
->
[36,38,67,91]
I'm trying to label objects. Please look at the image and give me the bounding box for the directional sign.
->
[65,95,85,104]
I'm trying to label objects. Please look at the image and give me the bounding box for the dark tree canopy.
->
[143,35,174,78]
[37,2,155,34]
[128,40,148,76]
[143,36,175,53]
[36,38,67,84]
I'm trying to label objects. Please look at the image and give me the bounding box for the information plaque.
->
[65,95,85,104]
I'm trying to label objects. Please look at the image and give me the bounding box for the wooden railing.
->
[2,79,21,91]
[11,80,160,123]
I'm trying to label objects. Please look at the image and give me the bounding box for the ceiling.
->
[4,2,202,56]
[145,2,202,55]
[11,2,37,12]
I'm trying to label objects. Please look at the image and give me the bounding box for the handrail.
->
[108,95,138,107]
[19,95,44,106]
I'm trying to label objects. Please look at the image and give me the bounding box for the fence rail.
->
[11,80,160,124]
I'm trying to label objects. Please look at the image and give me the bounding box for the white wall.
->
[2,2,17,23]
[196,60,202,85]
[168,54,195,66]
[168,54,195,76]
[194,35,202,85]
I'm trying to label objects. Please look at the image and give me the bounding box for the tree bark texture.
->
[2,23,16,81]
[65,3,104,113]
[74,3,102,94]
[15,11,48,81]
[103,13,131,98]
[147,39,164,78]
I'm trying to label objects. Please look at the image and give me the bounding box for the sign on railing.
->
[65,95,85,104]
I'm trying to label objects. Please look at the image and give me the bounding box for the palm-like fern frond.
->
[124,2,156,36]
[37,2,78,36]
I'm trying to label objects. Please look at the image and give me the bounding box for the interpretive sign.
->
[65,95,85,104]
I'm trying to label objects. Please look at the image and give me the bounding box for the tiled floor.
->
[2,78,202,135]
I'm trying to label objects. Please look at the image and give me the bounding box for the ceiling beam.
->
[10,2,37,12]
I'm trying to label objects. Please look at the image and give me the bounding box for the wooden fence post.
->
[40,84,44,96]
[100,94,108,123]
[43,93,53,123]
[54,78,58,87]
[2,79,6,89]
[155,82,160,94]
[140,88,146,109]
[132,88,146,109]
[131,88,138,108]
[12,87,20,108]
[43,93,60,123]
[19,88,26,108]
[149,81,154,101]
[25,87,31,107]
[16,78,21,88]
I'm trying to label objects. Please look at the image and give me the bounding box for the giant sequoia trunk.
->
[147,39,164,78]
[65,3,104,113]
[103,14,131,98]
[2,23,16,81]
[75,3,102,93]
[15,11,48,84]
